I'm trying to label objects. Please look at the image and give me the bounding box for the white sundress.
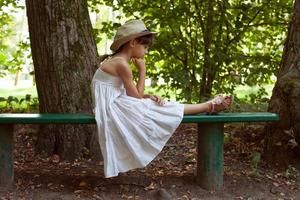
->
[91,68,184,178]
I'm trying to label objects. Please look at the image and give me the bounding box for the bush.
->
[0,94,39,113]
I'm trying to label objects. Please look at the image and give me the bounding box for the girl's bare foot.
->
[207,94,233,114]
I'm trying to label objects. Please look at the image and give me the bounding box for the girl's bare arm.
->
[116,60,144,99]
[116,58,165,105]
[131,58,145,96]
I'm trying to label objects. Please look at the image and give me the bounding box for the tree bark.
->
[264,0,300,165]
[199,0,214,98]
[25,0,100,160]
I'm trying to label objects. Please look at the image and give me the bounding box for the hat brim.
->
[110,31,156,52]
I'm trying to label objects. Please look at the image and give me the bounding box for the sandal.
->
[207,94,234,115]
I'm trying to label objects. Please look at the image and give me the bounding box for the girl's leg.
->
[183,95,233,115]
[183,103,211,115]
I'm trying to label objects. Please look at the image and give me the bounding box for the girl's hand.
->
[149,95,165,106]
[131,58,145,71]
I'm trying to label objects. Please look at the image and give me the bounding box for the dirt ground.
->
[0,123,299,200]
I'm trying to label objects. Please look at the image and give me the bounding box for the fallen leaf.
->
[79,181,87,187]
[51,154,60,163]
[273,182,279,187]
[74,190,83,194]
[144,182,156,190]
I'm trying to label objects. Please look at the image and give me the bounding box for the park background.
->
[1,0,300,199]
[0,0,285,111]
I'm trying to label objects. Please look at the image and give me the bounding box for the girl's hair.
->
[135,34,155,47]
[99,34,155,63]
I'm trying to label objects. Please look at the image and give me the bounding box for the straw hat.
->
[110,19,156,52]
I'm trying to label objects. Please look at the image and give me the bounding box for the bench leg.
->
[197,122,224,190]
[0,124,14,188]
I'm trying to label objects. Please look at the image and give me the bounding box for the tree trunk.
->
[25,0,100,160]
[14,70,19,86]
[199,0,214,98]
[264,0,300,165]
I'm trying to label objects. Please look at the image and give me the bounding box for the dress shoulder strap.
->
[110,56,127,61]
[102,56,126,64]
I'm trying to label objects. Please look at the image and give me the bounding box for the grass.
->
[234,84,273,99]
[0,84,274,112]
[0,84,273,100]
[0,86,38,112]
[0,86,38,99]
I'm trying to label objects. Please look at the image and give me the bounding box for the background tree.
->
[264,0,300,165]
[97,0,292,102]
[25,0,99,159]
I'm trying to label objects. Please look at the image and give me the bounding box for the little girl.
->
[91,19,233,178]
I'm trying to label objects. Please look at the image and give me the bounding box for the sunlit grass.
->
[0,83,274,112]
[2,85,178,100]
[0,86,38,99]
[234,84,274,99]
[0,84,274,100]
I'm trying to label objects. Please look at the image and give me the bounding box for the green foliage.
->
[0,39,31,77]
[0,0,21,8]
[231,98,269,112]
[247,87,269,103]
[0,0,29,77]
[250,151,261,173]
[90,0,293,102]
[224,132,234,144]
[283,165,300,180]
[4,40,31,72]
[0,3,14,77]
[0,94,39,113]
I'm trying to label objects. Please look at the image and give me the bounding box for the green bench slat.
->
[0,112,279,124]
[182,112,279,123]
[0,114,95,124]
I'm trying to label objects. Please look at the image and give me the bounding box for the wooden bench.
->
[0,112,279,190]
